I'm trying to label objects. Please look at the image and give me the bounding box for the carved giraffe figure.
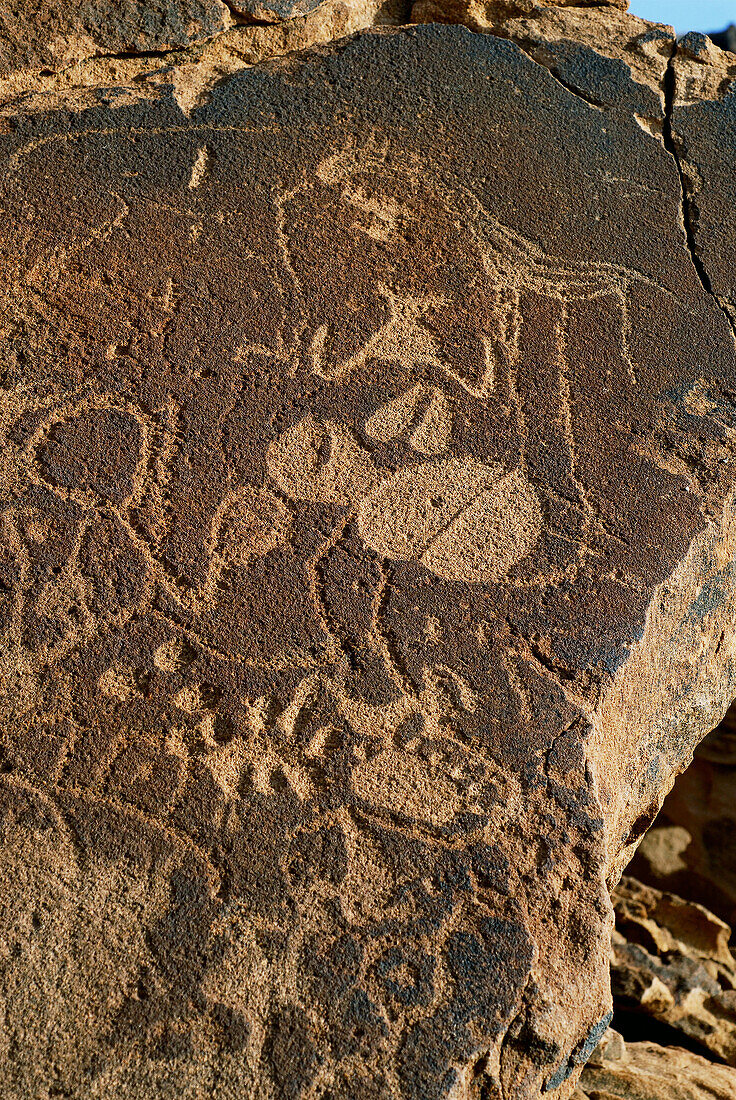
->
[268,145,650,703]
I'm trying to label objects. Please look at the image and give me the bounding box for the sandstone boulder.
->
[629,706,736,928]
[612,877,736,1065]
[2,2,736,1098]
[574,1030,736,1100]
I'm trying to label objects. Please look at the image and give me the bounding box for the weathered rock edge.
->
[2,3,736,1100]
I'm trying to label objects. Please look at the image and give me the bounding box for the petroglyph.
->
[4,22,736,1097]
[358,458,542,585]
[267,409,542,586]
[365,383,453,455]
[352,745,486,827]
[206,657,489,831]
[153,636,198,673]
[205,486,291,581]
[99,665,147,701]
[2,393,299,660]
[188,145,211,190]
[0,142,650,673]
[266,415,378,504]
[275,145,653,584]
[283,144,641,400]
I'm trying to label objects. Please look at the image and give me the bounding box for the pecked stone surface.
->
[2,4,736,1099]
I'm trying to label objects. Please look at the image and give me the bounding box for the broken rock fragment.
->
[612,877,736,1065]
[0,0,231,78]
[2,2,736,1098]
[574,1030,736,1100]
[629,706,736,928]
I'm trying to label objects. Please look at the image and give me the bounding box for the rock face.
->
[597,870,736,1097]
[2,2,736,1098]
[612,877,736,1065]
[0,0,230,77]
[573,1030,736,1100]
[629,706,736,928]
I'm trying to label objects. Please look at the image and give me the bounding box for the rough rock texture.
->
[0,0,231,77]
[628,16,736,885]
[600,872,736,1095]
[2,2,736,1099]
[573,1030,736,1100]
[0,0,409,113]
[410,0,672,123]
[612,878,736,1065]
[228,0,329,23]
[710,26,736,57]
[629,706,736,929]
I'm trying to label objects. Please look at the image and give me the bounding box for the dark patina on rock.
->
[1,6,736,1099]
[228,0,328,23]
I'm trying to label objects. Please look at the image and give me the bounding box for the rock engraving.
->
[1,11,736,1100]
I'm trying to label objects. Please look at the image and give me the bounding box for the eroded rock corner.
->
[1,1,736,1098]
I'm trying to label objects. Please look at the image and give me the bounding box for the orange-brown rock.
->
[629,707,736,928]
[574,1030,736,1100]
[2,2,736,1099]
[0,0,230,77]
[612,878,736,1065]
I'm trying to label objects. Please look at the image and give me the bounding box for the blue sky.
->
[629,1,734,33]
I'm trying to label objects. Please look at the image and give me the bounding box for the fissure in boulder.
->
[1,2,736,1098]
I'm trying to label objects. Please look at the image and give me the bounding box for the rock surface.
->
[629,706,736,928]
[0,0,409,113]
[612,877,736,1065]
[2,2,736,1098]
[0,0,231,78]
[573,1030,736,1100]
